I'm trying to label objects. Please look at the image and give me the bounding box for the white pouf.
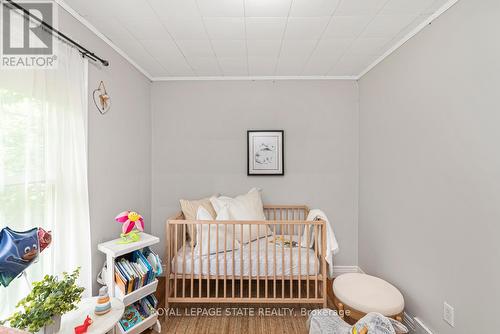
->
[333,273,404,318]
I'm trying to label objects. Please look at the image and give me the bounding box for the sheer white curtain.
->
[0,42,92,319]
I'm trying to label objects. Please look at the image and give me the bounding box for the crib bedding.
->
[171,236,320,276]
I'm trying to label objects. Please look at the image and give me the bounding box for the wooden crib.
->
[165,205,328,308]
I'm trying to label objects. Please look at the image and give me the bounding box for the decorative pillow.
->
[210,188,271,243]
[194,206,240,256]
[179,196,217,243]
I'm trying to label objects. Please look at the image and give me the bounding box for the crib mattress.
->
[171,237,320,277]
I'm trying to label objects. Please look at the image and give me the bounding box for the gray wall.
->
[58,8,152,293]
[358,0,500,333]
[151,80,359,266]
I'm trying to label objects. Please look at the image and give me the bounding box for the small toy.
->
[115,211,144,244]
[271,236,298,248]
[0,227,52,287]
[94,286,111,315]
[74,315,93,334]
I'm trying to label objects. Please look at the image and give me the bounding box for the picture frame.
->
[247,130,284,176]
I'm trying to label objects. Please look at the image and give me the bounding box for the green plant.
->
[1,268,84,332]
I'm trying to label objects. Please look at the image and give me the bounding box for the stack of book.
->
[118,295,158,331]
[114,247,159,294]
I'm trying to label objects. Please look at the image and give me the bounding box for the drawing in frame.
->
[247,130,284,176]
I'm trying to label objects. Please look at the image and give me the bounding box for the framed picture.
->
[247,130,284,176]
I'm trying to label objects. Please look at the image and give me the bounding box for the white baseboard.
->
[332,265,364,277]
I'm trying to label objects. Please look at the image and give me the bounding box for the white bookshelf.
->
[98,232,161,334]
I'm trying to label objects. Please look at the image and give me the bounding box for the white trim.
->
[54,0,154,81]
[403,312,418,333]
[356,0,460,79]
[332,265,364,277]
[152,75,357,81]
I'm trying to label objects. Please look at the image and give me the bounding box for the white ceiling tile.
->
[67,0,116,18]
[114,38,167,75]
[246,40,282,57]
[279,40,317,58]
[381,0,435,15]
[177,40,215,57]
[108,0,157,18]
[348,37,389,55]
[87,17,136,42]
[197,0,244,17]
[218,57,248,75]
[362,15,417,38]
[245,0,292,17]
[324,15,372,38]
[162,17,207,40]
[284,17,330,40]
[142,40,194,76]
[204,18,245,40]
[122,18,170,40]
[186,57,221,75]
[276,56,307,75]
[302,55,341,75]
[148,0,201,19]
[248,57,277,75]
[290,0,340,17]
[313,38,353,57]
[211,40,247,57]
[335,0,387,16]
[245,18,287,40]
[329,53,374,75]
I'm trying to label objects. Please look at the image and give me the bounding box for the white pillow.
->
[210,188,271,243]
[194,206,239,255]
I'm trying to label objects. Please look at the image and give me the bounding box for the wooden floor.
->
[148,277,335,334]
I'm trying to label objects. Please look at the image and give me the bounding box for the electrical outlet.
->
[443,302,455,327]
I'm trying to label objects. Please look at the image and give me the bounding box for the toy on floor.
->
[94,286,111,315]
[115,211,144,244]
[0,227,52,287]
[74,315,93,334]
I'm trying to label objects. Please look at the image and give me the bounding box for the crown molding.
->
[54,0,154,81]
[152,75,357,81]
[355,0,460,80]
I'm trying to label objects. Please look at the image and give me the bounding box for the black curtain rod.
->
[4,0,109,66]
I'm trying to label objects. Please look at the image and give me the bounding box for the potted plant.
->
[1,268,84,334]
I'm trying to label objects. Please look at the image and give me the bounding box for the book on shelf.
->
[114,247,161,295]
[119,294,158,331]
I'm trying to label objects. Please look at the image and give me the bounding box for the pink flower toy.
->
[115,211,144,244]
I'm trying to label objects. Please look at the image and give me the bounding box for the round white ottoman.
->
[333,273,404,323]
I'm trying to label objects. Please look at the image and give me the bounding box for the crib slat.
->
[240,224,243,298]
[166,223,171,310]
[190,223,194,298]
[257,224,260,298]
[224,224,227,298]
[281,221,285,299]
[273,223,277,299]
[216,224,219,298]
[289,223,293,299]
[199,222,202,298]
[249,224,252,298]
[232,224,235,299]
[298,223,302,299]
[314,225,319,299]
[306,223,310,299]
[322,223,327,307]
[207,223,211,298]
[174,224,178,298]
[265,227,269,299]
[182,224,186,298]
